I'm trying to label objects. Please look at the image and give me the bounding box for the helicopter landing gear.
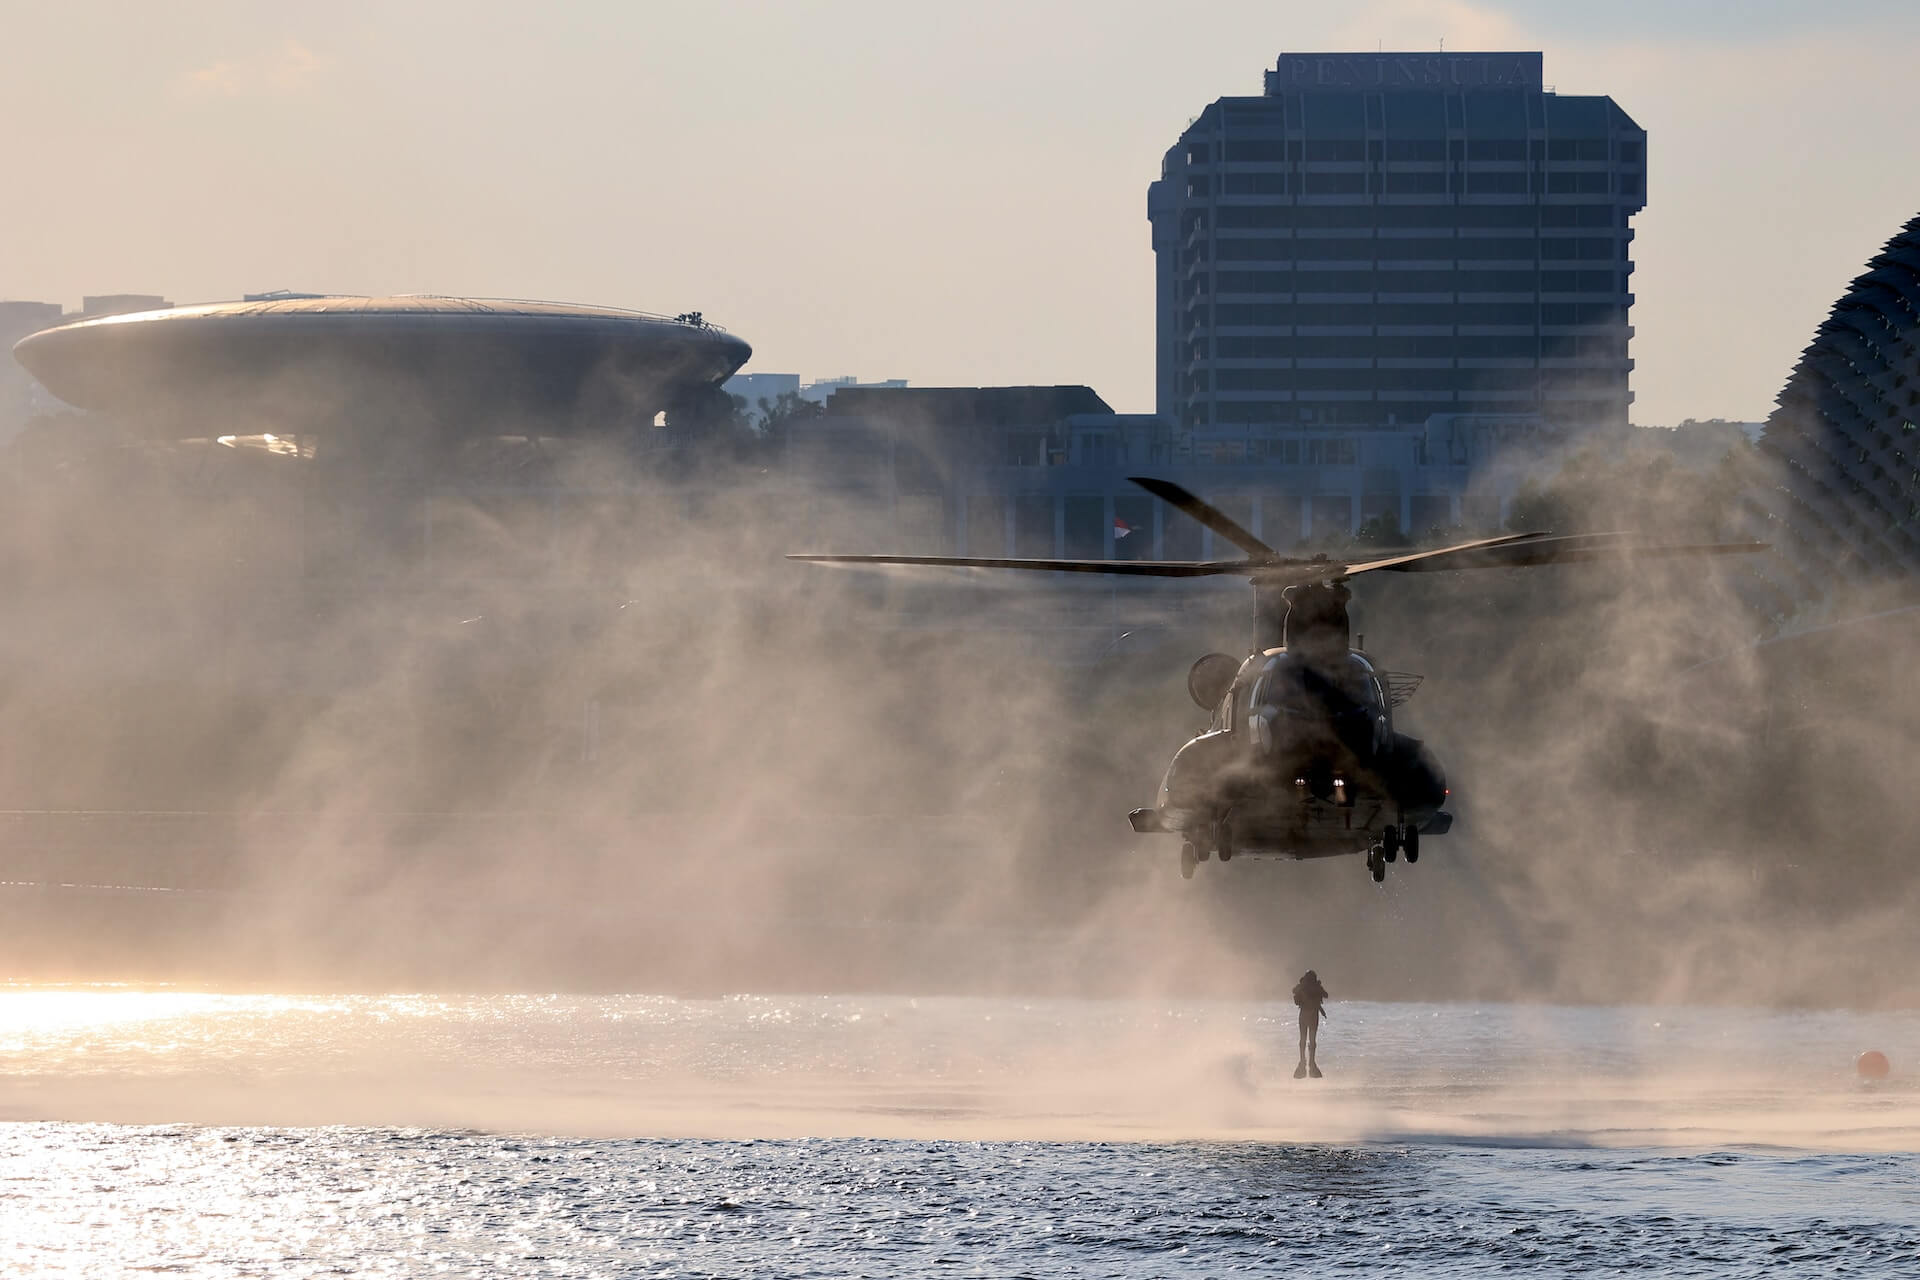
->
[1179,841,1199,880]
[1403,824,1420,863]
[1215,814,1235,863]
[1381,825,1400,863]
[1367,845,1387,883]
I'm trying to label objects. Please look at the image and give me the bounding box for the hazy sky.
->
[4,0,1917,424]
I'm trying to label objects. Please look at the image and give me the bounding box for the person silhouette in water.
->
[1292,970,1329,1079]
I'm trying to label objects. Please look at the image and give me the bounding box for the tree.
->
[752,390,824,437]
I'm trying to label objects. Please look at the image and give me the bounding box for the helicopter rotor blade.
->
[785,553,1253,578]
[1345,532,1768,576]
[1127,476,1274,557]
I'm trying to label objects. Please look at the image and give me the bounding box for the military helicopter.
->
[792,477,1765,884]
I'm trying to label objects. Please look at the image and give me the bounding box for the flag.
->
[1113,517,1133,539]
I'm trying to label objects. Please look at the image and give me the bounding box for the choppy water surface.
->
[4,992,1918,1276]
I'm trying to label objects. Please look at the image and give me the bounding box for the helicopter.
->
[791,477,1766,884]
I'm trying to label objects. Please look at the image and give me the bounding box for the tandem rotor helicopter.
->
[792,477,1765,884]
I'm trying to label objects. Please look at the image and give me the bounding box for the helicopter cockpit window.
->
[1258,659,1317,719]
[1329,655,1385,711]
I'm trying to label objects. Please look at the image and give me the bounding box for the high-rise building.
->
[1149,51,1645,440]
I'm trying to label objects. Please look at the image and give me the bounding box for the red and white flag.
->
[1113,517,1133,539]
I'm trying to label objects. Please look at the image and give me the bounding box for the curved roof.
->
[1737,214,1920,620]
[81,294,741,325]
[12,295,752,436]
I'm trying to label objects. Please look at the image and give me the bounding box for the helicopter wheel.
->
[1179,842,1198,880]
[1367,848,1387,883]
[1381,825,1400,863]
[1403,825,1420,863]
[1216,815,1235,863]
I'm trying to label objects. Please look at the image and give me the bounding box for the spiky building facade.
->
[1741,215,1920,623]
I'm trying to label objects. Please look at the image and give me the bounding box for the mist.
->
[2,369,1916,1017]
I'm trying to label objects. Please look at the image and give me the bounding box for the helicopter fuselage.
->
[1130,646,1450,870]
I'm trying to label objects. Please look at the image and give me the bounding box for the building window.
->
[1458,206,1541,228]
[1455,238,1540,261]
[1376,269,1455,292]
[1385,138,1446,162]
[1469,171,1529,194]
[1374,302,1456,324]
[1302,171,1368,195]
[1224,139,1288,162]
[1294,302,1375,325]
[1540,237,1615,261]
[1454,302,1538,325]
[1540,270,1618,294]
[1546,138,1610,162]
[1540,205,1614,228]
[1298,269,1376,292]
[1457,335,1538,358]
[1216,238,1293,262]
[1305,139,1366,162]
[967,496,1007,555]
[1217,367,1298,391]
[1377,335,1455,358]
[1466,139,1526,162]
[1014,496,1055,557]
[1224,172,1289,195]
[1547,171,1611,194]
[1456,269,1539,292]
[1005,432,1045,466]
[1064,496,1106,558]
[1217,335,1289,358]
[1384,171,1448,194]
[1306,438,1358,466]
[1217,303,1294,326]
[1219,205,1298,229]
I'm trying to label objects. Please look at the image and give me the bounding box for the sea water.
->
[3,991,1917,1275]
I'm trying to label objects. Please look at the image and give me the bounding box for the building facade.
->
[1738,212,1920,623]
[779,386,1585,562]
[1,300,69,442]
[1149,51,1645,452]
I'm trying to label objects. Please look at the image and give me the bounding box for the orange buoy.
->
[1857,1050,1891,1080]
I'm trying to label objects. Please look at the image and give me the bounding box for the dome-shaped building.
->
[12,295,751,444]
[1740,215,1920,623]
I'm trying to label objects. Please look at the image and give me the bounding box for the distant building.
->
[1146,51,1646,524]
[1,300,69,441]
[1739,212,1920,621]
[80,294,171,318]
[796,376,908,405]
[778,381,1606,564]
[723,372,910,412]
